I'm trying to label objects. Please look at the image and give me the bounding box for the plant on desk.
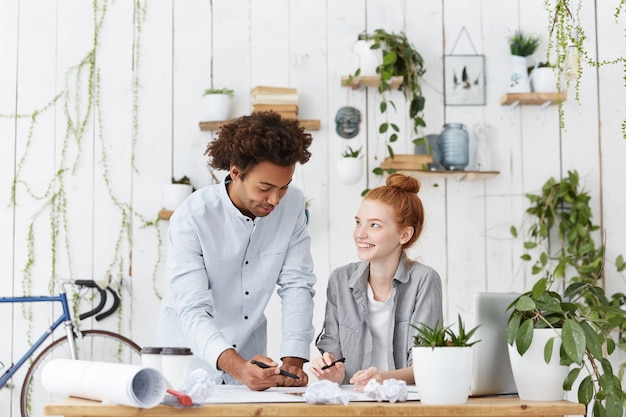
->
[411,315,480,405]
[507,170,626,416]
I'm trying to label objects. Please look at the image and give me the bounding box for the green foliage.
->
[508,170,626,417]
[341,146,362,158]
[171,175,191,185]
[508,29,541,57]
[355,29,426,179]
[203,87,235,97]
[412,314,480,348]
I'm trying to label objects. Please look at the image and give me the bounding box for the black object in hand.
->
[321,357,346,370]
[251,360,300,380]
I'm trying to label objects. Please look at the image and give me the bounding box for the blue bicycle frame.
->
[0,290,77,389]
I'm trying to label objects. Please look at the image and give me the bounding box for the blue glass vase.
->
[438,122,469,171]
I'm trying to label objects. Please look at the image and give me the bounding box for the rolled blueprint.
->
[42,359,166,408]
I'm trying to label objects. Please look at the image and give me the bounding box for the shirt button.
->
[245,291,249,295]
[244,316,248,320]
[245,261,248,265]
[232,344,237,348]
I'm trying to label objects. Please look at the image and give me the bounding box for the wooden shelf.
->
[199,119,320,131]
[500,92,567,105]
[400,170,500,182]
[159,209,173,220]
[382,156,498,182]
[341,75,403,90]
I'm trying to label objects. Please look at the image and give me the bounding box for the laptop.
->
[469,292,519,396]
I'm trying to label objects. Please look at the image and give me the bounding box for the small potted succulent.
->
[162,176,193,211]
[336,146,364,185]
[411,315,480,405]
[203,87,234,122]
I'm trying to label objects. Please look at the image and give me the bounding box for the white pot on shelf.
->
[531,67,559,93]
[162,184,193,211]
[412,346,473,405]
[204,94,232,122]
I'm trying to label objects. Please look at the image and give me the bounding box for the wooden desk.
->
[45,396,586,417]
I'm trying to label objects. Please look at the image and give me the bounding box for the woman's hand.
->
[310,352,345,384]
[349,366,381,391]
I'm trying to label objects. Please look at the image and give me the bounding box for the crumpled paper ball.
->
[363,378,408,403]
[302,380,350,405]
[177,368,215,402]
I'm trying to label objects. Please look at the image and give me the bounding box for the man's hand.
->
[280,356,308,387]
[217,350,307,390]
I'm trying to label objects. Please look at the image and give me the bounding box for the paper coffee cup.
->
[141,346,163,372]
[160,347,193,388]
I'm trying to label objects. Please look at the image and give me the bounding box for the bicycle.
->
[0,278,142,417]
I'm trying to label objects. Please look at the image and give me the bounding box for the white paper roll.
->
[42,359,166,408]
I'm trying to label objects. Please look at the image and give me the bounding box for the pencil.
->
[321,357,345,370]
[251,360,300,380]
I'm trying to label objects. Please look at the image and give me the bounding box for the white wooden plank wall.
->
[1,1,624,415]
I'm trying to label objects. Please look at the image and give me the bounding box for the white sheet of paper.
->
[202,385,419,403]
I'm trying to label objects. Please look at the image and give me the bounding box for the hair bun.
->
[385,173,421,194]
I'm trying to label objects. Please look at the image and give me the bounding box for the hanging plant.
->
[545,1,626,138]
[352,29,427,192]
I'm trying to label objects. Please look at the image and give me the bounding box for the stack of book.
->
[251,86,299,119]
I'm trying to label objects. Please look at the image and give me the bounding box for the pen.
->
[321,357,345,370]
[251,359,300,380]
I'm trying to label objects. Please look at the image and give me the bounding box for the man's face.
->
[228,161,295,219]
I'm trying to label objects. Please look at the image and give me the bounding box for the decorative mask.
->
[335,106,361,139]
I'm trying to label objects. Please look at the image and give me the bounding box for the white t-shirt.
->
[367,284,395,370]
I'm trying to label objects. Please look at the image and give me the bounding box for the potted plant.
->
[202,87,234,122]
[507,170,626,414]
[351,29,427,182]
[531,62,559,93]
[336,146,364,185]
[162,175,194,211]
[507,30,541,93]
[411,314,480,405]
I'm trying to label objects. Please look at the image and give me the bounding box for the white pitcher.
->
[508,55,537,93]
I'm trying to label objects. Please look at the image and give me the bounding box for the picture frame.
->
[444,55,486,106]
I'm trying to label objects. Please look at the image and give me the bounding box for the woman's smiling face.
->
[353,199,407,262]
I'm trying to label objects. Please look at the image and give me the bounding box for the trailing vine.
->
[545,0,626,138]
[2,0,162,342]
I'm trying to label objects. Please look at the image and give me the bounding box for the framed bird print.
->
[444,55,486,106]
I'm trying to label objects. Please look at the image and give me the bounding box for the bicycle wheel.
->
[20,329,141,417]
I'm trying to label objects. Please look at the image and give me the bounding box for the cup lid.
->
[140,346,163,354]
[161,347,193,355]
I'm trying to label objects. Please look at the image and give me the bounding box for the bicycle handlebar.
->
[75,279,121,321]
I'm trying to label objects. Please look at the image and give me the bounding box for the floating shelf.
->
[382,156,499,182]
[199,119,321,131]
[159,209,173,220]
[500,92,567,105]
[341,75,404,90]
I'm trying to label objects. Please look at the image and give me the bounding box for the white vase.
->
[508,55,537,93]
[204,94,231,122]
[531,67,558,93]
[336,157,363,185]
[352,40,382,76]
[162,184,193,211]
[508,328,570,401]
[412,346,473,405]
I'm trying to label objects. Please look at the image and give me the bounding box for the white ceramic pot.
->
[531,67,558,93]
[508,55,537,93]
[352,40,382,76]
[204,93,231,122]
[412,346,473,405]
[162,184,193,211]
[336,157,363,185]
[508,328,569,401]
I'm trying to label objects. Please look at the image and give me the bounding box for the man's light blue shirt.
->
[156,177,316,384]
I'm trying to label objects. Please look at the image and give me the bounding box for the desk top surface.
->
[44,396,586,417]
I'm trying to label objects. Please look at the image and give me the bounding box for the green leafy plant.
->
[354,29,426,177]
[544,1,625,137]
[412,314,480,348]
[508,29,541,57]
[508,170,626,417]
[203,87,234,97]
[341,146,362,158]
[171,175,191,185]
